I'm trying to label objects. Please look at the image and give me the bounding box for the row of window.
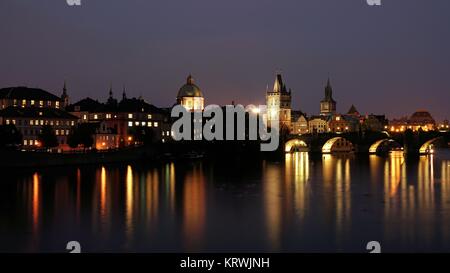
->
[23,138,67,146]
[162,131,173,137]
[96,135,116,141]
[5,119,75,127]
[20,128,70,136]
[23,139,40,146]
[9,100,59,108]
[88,113,153,120]
[128,121,159,127]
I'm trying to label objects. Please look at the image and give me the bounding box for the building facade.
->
[308,116,328,133]
[388,110,436,132]
[67,89,171,148]
[327,114,360,133]
[0,107,77,149]
[291,111,308,134]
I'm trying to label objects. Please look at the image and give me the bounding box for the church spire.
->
[122,85,127,100]
[324,77,333,100]
[109,83,113,98]
[62,80,67,96]
[61,80,69,108]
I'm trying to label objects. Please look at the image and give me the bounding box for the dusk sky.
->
[1,0,449,121]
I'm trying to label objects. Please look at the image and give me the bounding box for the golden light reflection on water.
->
[32,172,40,235]
[125,165,134,246]
[322,155,352,240]
[145,168,159,229]
[183,163,206,251]
[11,149,450,252]
[263,161,282,251]
[100,167,107,221]
[165,163,176,214]
[442,160,450,242]
[285,152,310,220]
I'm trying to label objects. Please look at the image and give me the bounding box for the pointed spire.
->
[122,85,127,100]
[273,73,283,93]
[347,104,359,115]
[61,80,69,108]
[62,80,67,95]
[109,83,113,98]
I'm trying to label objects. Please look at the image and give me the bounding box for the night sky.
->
[1,0,449,121]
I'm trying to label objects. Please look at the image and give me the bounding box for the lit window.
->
[135,121,139,126]
[30,120,34,125]
[106,114,112,119]
[147,122,152,127]
[147,114,152,119]
[56,130,59,135]
[39,101,43,107]
[31,100,35,106]
[141,122,146,126]
[56,101,60,108]
[22,99,26,106]
[40,120,44,125]
[128,113,133,119]
[94,114,98,120]
[128,121,133,127]
[6,119,10,125]
[71,121,75,126]
[154,122,158,127]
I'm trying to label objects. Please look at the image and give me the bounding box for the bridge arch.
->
[369,139,401,154]
[322,137,354,154]
[285,139,308,153]
[419,137,443,154]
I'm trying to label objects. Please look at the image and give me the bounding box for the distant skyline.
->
[1,0,449,121]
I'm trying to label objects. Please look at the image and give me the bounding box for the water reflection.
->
[263,160,282,250]
[183,163,206,251]
[125,165,134,247]
[285,152,310,220]
[3,150,450,252]
[322,154,352,244]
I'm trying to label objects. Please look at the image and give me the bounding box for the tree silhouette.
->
[0,124,22,148]
[38,125,58,148]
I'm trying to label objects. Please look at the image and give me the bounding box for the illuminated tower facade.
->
[266,73,292,130]
[320,78,336,116]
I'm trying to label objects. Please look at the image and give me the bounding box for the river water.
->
[1,150,450,252]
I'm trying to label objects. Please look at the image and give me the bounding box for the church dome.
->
[177,75,203,98]
[410,110,435,124]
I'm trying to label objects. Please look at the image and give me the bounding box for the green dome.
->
[177,75,203,98]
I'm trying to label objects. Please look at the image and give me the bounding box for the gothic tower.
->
[320,78,336,116]
[266,73,292,130]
